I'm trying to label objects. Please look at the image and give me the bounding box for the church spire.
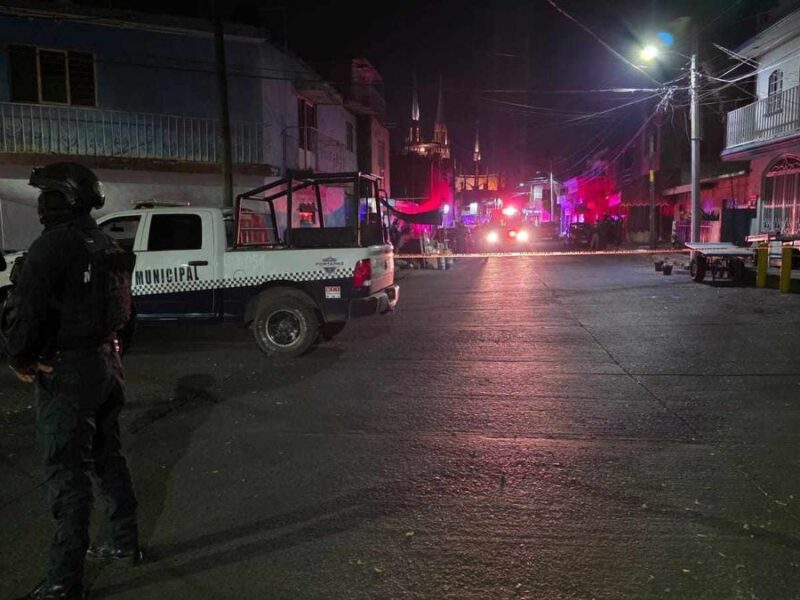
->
[433,75,449,154]
[408,71,421,145]
[411,72,420,123]
[435,75,445,126]
[473,120,481,164]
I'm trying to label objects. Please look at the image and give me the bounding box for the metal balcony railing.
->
[726,85,800,149]
[0,102,269,164]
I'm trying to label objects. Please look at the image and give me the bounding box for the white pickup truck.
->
[0,172,398,357]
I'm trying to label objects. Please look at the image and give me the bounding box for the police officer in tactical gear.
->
[4,162,140,600]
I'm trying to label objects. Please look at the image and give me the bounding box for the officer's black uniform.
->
[5,163,139,600]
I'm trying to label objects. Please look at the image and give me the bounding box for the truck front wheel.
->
[252,293,319,357]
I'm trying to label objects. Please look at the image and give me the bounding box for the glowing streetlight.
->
[640,45,659,62]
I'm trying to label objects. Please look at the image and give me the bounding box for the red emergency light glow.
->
[502,206,518,217]
[508,229,517,238]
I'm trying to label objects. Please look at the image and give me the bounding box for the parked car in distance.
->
[535,221,561,241]
[565,222,595,248]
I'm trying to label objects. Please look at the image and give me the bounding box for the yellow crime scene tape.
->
[395,249,691,259]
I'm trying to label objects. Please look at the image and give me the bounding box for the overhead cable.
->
[543,0,663,86]
[708,45,800,85]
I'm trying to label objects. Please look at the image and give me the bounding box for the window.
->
[101,216,141,251]
[297,97,317,151]
[68,52,97,106]
[147,214,203,251]
[768,69,783,113]
[346,122,354,151]
[9,46,38,103]
[8,44,96,106]
[39,50,68,103]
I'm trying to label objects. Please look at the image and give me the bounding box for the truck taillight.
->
[353,259,372,289]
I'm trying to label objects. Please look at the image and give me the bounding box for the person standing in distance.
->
[4,163,140,600]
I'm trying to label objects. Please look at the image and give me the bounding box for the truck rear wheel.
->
[252,292,319,357]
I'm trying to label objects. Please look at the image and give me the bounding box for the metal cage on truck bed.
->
[234,172,387,250]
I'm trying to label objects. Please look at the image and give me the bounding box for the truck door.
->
[133,211,219,319]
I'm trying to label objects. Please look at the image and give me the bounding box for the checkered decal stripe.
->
[132,268,354,297]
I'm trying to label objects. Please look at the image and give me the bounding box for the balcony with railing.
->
[725,85,800,152]
[0,102,269,164]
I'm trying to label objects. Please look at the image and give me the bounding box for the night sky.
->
[77,0,786,177]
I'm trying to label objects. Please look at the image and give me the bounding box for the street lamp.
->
[640,42,700,246]
[640,45,660,62]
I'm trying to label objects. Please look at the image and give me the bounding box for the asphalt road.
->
[3,254,800,599]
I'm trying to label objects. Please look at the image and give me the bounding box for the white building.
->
[722,7,800,236]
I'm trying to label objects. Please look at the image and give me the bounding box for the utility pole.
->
[690,51,701,243]
[213,14,234,208]
[549,166,555,224]
[648,131,656,249]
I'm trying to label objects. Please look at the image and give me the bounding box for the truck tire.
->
[690,256,707,282]
[252,292,319,358]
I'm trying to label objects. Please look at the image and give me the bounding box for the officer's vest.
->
[55,226,136,348]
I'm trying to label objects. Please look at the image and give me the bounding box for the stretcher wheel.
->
[690,256,707,282]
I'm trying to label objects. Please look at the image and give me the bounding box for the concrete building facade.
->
[0,1,359,250]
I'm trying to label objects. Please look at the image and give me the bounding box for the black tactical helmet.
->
[29,162,105,211]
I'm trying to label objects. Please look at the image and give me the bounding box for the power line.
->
[557,116,624,163]
[708,43,800,85]
[556,116,629,175]
[12,49,662,99]
[698,0,747,34]
[473,87,661,95]
[479,96,594,117]
[570,91,673,182]
[543,0,662,86]
[484,91,667,127]
[712,43,759,69]
[557,92,664,125]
